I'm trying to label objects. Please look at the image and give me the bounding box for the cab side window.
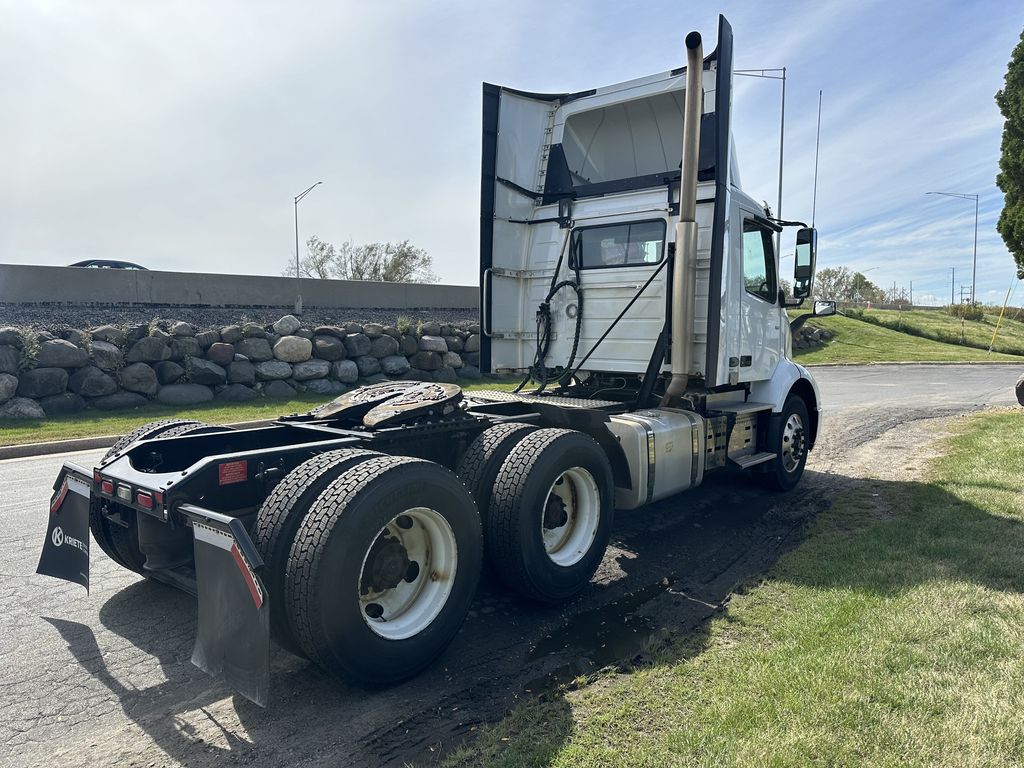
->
[742,217,777,303]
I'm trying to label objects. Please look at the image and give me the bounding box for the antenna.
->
[811,90,822,227]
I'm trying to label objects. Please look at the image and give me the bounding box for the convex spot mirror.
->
[812,299,836,317]
[792,227,818,299]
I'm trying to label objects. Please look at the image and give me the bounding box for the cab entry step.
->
[731,451,776,469]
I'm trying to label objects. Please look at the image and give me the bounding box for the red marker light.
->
[136,492,153,509]
[101,480,114,495]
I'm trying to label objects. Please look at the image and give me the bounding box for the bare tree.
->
[282,235,336,279]
[283,237,436,283]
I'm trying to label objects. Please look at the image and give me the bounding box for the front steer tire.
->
[756,395,810,492]
[487,428,614,604]
[286,455,483,686]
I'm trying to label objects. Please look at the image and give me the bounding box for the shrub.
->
[946,304,985,321]
[18,330,38,372]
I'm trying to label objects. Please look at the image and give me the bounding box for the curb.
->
[803,361,1023,368]
[0,419,276,461]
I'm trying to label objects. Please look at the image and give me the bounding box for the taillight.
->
[93,469,101,485]
[153,491,164,506]
[136,492,153,509]
[101,480,114,495]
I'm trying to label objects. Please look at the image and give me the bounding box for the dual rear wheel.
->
[253,452,482,686]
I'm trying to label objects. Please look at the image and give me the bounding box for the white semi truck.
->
[37,15,834,705]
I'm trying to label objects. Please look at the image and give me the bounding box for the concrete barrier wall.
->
[0,264,478,309]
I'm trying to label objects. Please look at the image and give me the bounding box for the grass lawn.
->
[0,378,519,447]
[793,312,1024,365]
[858,308,1024,357]
[445,410,1024,767]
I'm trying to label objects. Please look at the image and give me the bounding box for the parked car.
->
[68,259,148,270]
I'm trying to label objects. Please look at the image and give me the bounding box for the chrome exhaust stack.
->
[664,30,703,403]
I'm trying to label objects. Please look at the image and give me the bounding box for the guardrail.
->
[0,264,478,309]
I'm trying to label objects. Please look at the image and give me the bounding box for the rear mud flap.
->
[179,504,270,707]
[37,462,92,591]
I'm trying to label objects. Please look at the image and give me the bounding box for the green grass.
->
[793,311,1024,364]
[0,378,518,447]
[444,410,1024,767]
[856,308,1024,357]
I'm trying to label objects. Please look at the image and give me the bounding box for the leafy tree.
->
[997,27,1024,278]
[813,266,852,301]
[283,237,436,283]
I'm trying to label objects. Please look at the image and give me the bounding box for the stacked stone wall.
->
[0,315,484,419]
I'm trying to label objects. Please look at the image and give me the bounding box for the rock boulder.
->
[0,397,45,419]
[189,358,227,386]
[0,372,17,404]
[292,359,331,381]
[90,340,123,372]
[17,367,68,398]
[235,337,274,362]
[256,360,293,381]
[332,359,359,384]
[125,336,170,363]
[157,384,214,405]
[153,360,185,385]
[272,315,302,336]
[273,335,312,363]
[36,339,88,368]
[69,365,118,397]
[118,362,159,396]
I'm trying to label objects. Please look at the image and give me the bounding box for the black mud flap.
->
[179,504,270,707]
[37,462,92,591]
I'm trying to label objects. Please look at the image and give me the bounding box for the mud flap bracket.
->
[179,503,270,707]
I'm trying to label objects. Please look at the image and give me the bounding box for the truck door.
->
[737,209,782,382]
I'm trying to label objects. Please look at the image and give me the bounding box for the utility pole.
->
[951,267,955,306]
[910,280,913,306]
[926,191,980,304]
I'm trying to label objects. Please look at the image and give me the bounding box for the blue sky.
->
[2,0,1021,305]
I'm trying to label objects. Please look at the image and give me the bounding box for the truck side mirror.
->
[813,299,836,317]
[792,227,817,299]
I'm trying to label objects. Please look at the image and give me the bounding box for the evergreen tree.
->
[996,27,1024,278]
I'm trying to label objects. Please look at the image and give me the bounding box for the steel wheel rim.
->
[781,413,806,473]
[358,507,458,640]
[541,466,601,567]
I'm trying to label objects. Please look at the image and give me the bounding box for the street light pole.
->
[926,191,979,304]
[293,181,323,315]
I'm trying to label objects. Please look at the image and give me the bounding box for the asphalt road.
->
[0,363,1019,768]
